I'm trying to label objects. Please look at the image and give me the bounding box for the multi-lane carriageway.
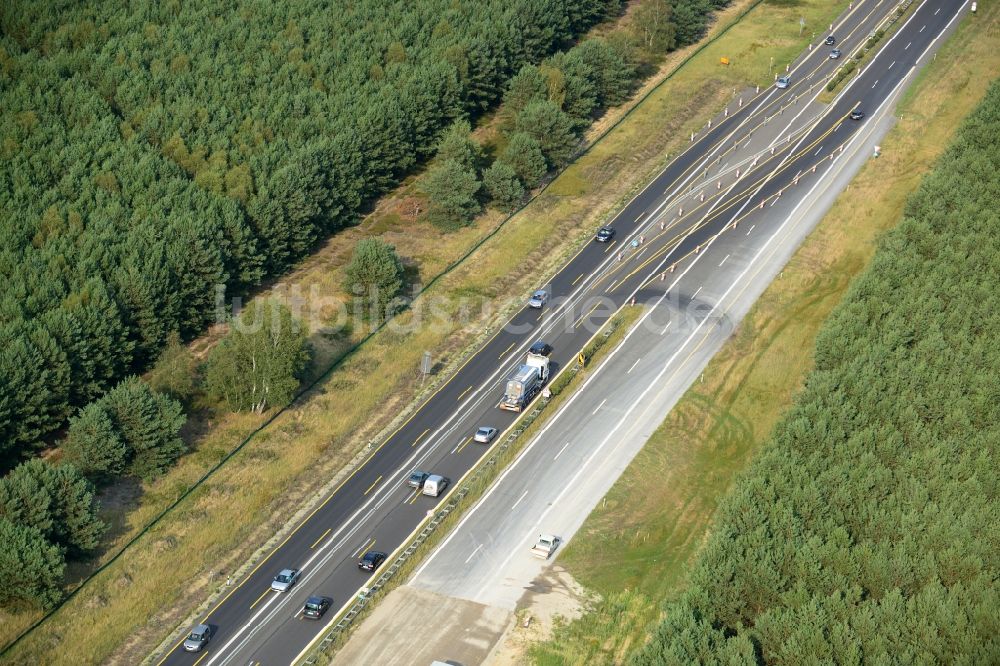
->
[155,1,969,664]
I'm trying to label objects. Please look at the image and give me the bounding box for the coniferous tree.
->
[0,518,65,610]
[500,133,549,188]
[419,159,483,230]
[514,99,579,167]
[101,377,187,480]
[483,161,526,212]
[501,65,549,126]
[0,460,104,556]
[343,238,406,318]
[436,119,483,174]
[63,402,128,483]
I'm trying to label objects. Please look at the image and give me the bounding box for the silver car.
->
[271,568,301,592]
[473,427,497,443]
[528,290,548,309]
[775,76,790,89]
[183,624,213,652]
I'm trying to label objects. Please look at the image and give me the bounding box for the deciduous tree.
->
[205,301,309,413]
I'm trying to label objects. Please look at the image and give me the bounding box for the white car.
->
[528,290,548,309]
[473,427,498,443]
[271,568,301,592]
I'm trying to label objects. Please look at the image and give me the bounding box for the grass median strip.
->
[529,4,1000,663]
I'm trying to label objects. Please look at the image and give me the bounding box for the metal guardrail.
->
[300,322,621,663]
[301,397,548,662]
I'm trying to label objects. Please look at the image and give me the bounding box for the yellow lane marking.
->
[457,386,473,401]
[364,475,383,495]
[412,428,429,447]
[498,341,515,359]
[455,436,474,455]
[192,653,209,666]
[603,239,617,253]
[250,588,271,610]
[310,528,331,549]
[572,273,584,285]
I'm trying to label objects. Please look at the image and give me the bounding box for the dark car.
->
[407,470,429,489]
[829,49,842,59]
[825,35,836,45]
[302,596,332,619]
[529,341,553,356]
[850,109,865,120]
[358,550,388,572]
[594,227,616,242]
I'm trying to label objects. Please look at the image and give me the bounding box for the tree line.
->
[0,0,731,609]
[0,0,624,468]
[630,80,1000,665]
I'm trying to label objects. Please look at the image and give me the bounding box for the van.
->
[422,474,449,497]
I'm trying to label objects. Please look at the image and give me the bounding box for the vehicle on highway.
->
[500,351,551,412]
[473,426,498,443]
[528,289,548,309]
[850,109,865,120]
[529,340,553,356]
[271,568,301,592]
[183,624,213,652]
[358,550,388,572]
[825,35,836,45]
[302,596,332,619]
[775,76,790,89]
[422,474,449,497]
[530,534,560,559]
[407,470,429,489]
[594,226,616,242]
[829,49,842,59]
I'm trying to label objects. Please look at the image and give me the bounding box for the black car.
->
[850,109,865,120]
[407,470,429,489]
[302,595,332,619]
[825,35,836,45]
[529,341,553,357]
[358,550,388,572]
[594,227,616,242]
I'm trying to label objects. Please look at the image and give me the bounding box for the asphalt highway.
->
[154,2,968,664]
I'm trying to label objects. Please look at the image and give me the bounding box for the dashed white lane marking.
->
[934,7,940,14]
[872,80,879,88]
[660,321,672,336]
[719,254,730,267]
[511,489,529,511]
[905,42,911,49]
[919,24,925,33]
[626,358,641,374]
[692,286,703,299]
[592,398,607,415]
[814,145,824,156]
[464,543,483,564]
[889,60,895,69]
[553,441,572,460]
[747,224,756,236]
